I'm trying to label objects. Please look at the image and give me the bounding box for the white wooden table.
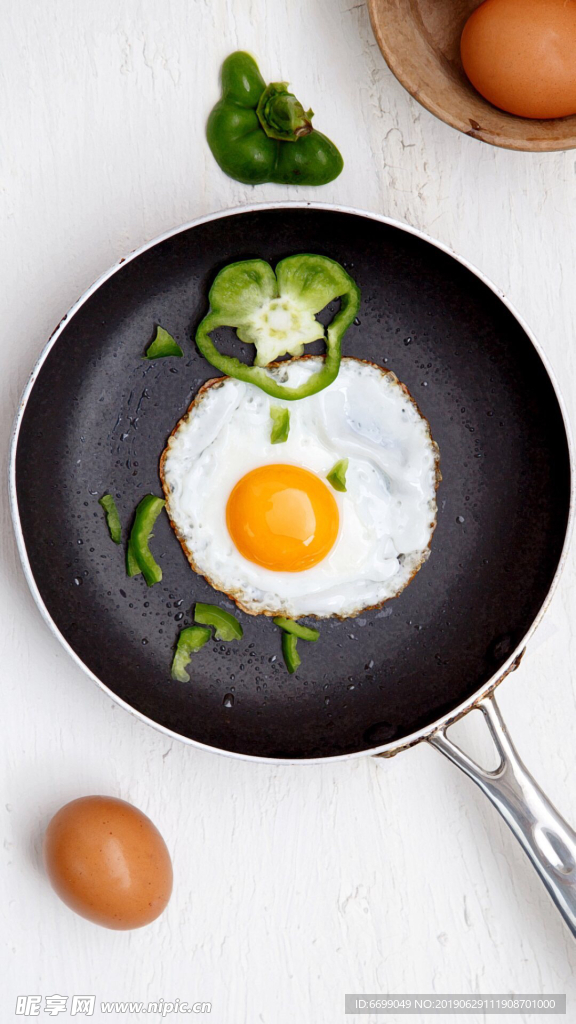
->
[2,2,576,1022]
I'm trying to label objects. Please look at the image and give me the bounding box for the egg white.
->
[160,357,440,619]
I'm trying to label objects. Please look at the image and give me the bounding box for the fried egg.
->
[160,357,440,619]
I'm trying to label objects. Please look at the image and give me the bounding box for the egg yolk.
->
[226,464,339,572]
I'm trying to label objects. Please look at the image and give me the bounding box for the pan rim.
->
[9,201,575,765]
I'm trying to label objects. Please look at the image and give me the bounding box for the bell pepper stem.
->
[256,83,314,141]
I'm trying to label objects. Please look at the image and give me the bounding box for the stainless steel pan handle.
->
[429,693,576,937]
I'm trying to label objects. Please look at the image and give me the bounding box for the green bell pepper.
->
[145,325,183,359]
[98,494,122,544]
[126,494,165,586]
[171,626,211,682]
[194,602,243,641]
[281,631,301,675]
[276,617,319,673]
[206,51,343,186]
[270,406,290,444]
[326,458,349,492]
[273,617,320,642]
[195,253,360,401]
[126,538,141,577]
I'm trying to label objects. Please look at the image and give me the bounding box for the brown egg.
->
[461,0,576,119]
[44,796,173,929]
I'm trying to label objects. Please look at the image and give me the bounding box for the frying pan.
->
[10,203,576,934]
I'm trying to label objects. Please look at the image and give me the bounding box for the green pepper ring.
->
[195,254,361,401]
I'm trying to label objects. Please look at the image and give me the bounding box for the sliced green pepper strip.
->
[281,631,301,674]
[127,495,165,586]
[171,626,211,682]
[270,406,290,444]
[274,617,319,642]
[126,538,141,577]
[194,602,243,641]
[98,494,122,544]
[145,325,183,359]
[195,254,360,401]
[327,458,349,492]
[207,51,342,186]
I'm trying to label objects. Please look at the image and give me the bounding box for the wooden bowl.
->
[367,0,576,151]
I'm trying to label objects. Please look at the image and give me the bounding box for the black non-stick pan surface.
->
[13,206,571,760]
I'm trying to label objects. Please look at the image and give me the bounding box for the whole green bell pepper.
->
[207,51,343,186]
